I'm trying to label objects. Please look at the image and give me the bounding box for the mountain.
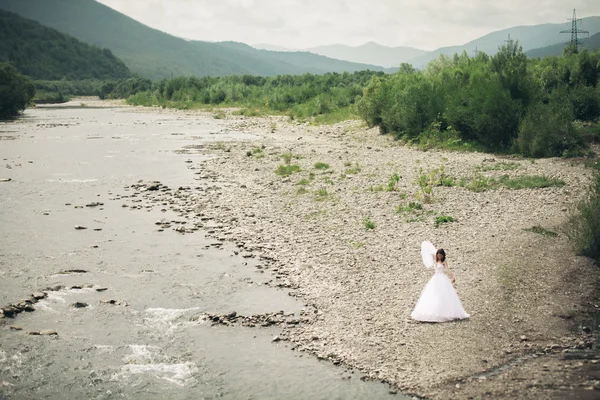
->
[526,32,600,58]
[0,9,130,80]
[408,16,600,68]
[253,42,427,68]
[304,42,428,68]
[253,44,294,52]
[0,0,386,79]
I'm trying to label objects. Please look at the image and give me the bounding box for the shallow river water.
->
[0,103,407,399]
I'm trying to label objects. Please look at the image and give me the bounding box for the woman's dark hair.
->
[436,249,446,262]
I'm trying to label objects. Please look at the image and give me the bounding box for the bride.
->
[410,241,470,322]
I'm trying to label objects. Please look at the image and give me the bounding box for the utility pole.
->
[473,46,479,56]
[504,34,513,45]
[560,9,589,50]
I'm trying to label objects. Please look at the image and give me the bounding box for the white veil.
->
[420,240,437,269]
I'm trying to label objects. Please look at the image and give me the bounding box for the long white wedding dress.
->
[410,241,470,322]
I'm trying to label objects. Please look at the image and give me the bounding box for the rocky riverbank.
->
[120,103,600,398]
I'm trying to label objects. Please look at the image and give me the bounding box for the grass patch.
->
[396,202,423,213]
[404,128,485,153]
[369,185,385,192]
[476,161,520,172]
[297,178,310,186]
[584,158,600,171]
[246,146,264,157]
[524,225,558,238]
[314,162,330,170]
[213,112,225,119]
[434,215,455,227]
[350,241,365,249]
[363,217,376,230]
[387,173,401,191]
[296,187,309,195]
[463,174,565,192]
[345,163,362,175]
[315,188,330,201]
[275,164,301,177]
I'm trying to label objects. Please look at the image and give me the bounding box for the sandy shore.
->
[130,104,600,398]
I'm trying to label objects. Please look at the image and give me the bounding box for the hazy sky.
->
[96,0,598,50]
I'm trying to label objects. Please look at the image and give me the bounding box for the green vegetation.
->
[315,188,330,201]
[476,161,520,172]
[275,164,301,177]
[524,226,558,238]
[0,10,130,80]
[363,217,376,230]
[434,215,455,227]
[314,162,330,170]
[567,174,600,261]
[0,63,35,119]
[357,42,600,157]
[0,0,386,80]
[345,163,362,175]
[396,202,423,213]
[462,174,565,192]
[387,173,401,191]
[119,71,379,122]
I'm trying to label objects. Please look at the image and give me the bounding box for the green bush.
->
[516,101,585,158]
[0,63,35,119]
[567,174,600,260]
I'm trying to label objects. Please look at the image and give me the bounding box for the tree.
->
[0,62,35,119]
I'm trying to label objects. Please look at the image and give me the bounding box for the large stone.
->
[32,292,47,300]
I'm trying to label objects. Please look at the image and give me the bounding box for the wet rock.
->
[1,307,17,318]
[72,302,89,308]
[58,269,88,274]
[9,326,23,331]
[96,287,108,292]
[582,326,592,334]
[74,225,87,230]
[86,202,104,207]
[23,305,35,312]
[48,285,63,291]
[40,330,58,336]
[32,292,47,300]
[70,286,83,290]
[27,331,41,336]
[102,300,129,307]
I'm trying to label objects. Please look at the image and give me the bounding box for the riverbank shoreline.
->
[130,102,600,399]
[13,98,598,399]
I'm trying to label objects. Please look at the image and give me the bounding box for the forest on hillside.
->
[0,9,131,80]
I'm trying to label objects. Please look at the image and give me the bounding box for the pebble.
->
[74,225,87,230]
[40,330,58,336]
[72,302,89,308]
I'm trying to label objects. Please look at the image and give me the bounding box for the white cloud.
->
[96,0,599,50]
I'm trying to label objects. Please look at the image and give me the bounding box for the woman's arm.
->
[445,261,456,284]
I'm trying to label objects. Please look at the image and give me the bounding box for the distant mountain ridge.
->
[0,0,387,79]
[408,16,600,67]
[253,42,427,68]
[526,31,600,58]
[0,9,130,80]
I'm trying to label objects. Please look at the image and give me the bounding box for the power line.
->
[560,9,589,50]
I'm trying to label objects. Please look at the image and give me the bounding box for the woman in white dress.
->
[410,241,470,322]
